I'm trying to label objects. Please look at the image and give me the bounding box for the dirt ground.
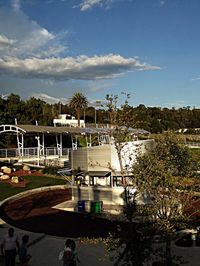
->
[0,188,118,238]
[2,185,200,239]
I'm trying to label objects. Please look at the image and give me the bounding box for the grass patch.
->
[190,148,200,165]
[190,148,200,155]
[0,175,67,201]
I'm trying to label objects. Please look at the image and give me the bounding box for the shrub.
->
[42,166,60,175]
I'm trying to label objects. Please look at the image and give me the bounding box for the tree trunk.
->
[116,145,128,203]
[166,234,172,266]
[77,107,80,127]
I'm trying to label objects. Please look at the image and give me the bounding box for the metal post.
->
[84,109,86,128]
[35,136,40,166]
[60,134,63,156]
[42,134,45,156]
[94,107,96,127]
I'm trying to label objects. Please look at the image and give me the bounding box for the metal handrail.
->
[0,147,70,158]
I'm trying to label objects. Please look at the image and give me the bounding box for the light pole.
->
[84,108,86,127]
[94,100,102,128]
[94,107,97,127]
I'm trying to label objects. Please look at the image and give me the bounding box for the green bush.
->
[42,166,60,175]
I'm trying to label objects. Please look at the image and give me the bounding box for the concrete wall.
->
[88,145,111,171]
[71,186,125,206]
[70,147,88,171]
[111,139,153,172]
[70,139,154,173]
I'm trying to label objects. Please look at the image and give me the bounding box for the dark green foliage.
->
[42,166,60,175]
[106,201,155,266]
[1,93,200,134]
[132,132,197,265]
[68,92,88,127]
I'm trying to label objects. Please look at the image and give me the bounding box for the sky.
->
[0,0,200,108]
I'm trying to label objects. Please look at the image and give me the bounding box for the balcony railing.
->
[186,142,200,148]
[0,147,70,158]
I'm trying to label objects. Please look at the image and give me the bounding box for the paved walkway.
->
[0,219,112,266]
[1,218,200,266]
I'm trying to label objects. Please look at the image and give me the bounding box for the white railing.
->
[186,142,200,148]
[0,147,70,158]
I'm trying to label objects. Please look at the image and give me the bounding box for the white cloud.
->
[0,54,160,80]
[32,93,68,104]
[159,1,166,6]
[41,80,55,86]
[0,2,160,86]
[87,81,114,92]
[191,76,200,81]
[0,7,68,58]
[76,0,120,11]
[79,0,102,11]
[12,0,21,12]
[0,35,15,47]
[166,100,187,108]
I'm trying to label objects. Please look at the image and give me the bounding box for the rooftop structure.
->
[0,123,153,212]
[0,124,153,188]
[53,114,85,128]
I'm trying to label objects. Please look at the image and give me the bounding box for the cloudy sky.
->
[0,0,200,107]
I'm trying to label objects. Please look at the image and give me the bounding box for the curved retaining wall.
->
[0,184,69,207]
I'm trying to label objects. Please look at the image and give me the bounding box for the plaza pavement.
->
[0,218,112,266]
[1,218,200,266]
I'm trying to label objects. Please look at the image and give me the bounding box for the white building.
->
[70,139,153,175]
[53,114,85,128]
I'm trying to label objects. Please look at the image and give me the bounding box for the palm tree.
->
[69,92,88,127]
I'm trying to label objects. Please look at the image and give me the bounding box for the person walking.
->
[1,227,19,266]
[63,239,74,266]
[70,240,80,266]
[18,235,32,266]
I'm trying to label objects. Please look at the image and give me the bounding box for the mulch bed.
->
[10,169,45,177]
[0,188,118,238]
[0,169,44,188]
[2,186,200,238]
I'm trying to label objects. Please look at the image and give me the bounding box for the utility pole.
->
[94,100,102,128]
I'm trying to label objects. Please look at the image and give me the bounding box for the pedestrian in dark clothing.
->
[63,239,74,266]
[70,240,80,266]
[18,235,32,265]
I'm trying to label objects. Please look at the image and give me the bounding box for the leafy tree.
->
[0,97,7,124]
[105,94,156,265]
[1,93,200,134]
[40,103,54,126]
[6,93,22,124]
[105,201,155,266]
[69,92,88,127]
[25,97,45,125]
[105,93,134,198]
[132,132,197,265]
[105,94,118,125]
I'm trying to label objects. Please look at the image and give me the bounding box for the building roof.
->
[17,124,83,134]
[0,124,111,135]
[77,171,111,177]
[0,124,149,136]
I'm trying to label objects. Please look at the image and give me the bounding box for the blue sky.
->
[0,0,200,108]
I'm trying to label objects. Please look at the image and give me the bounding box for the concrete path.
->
[29,236,112,266]
[1,218,200,265]
[0,219,112,266]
